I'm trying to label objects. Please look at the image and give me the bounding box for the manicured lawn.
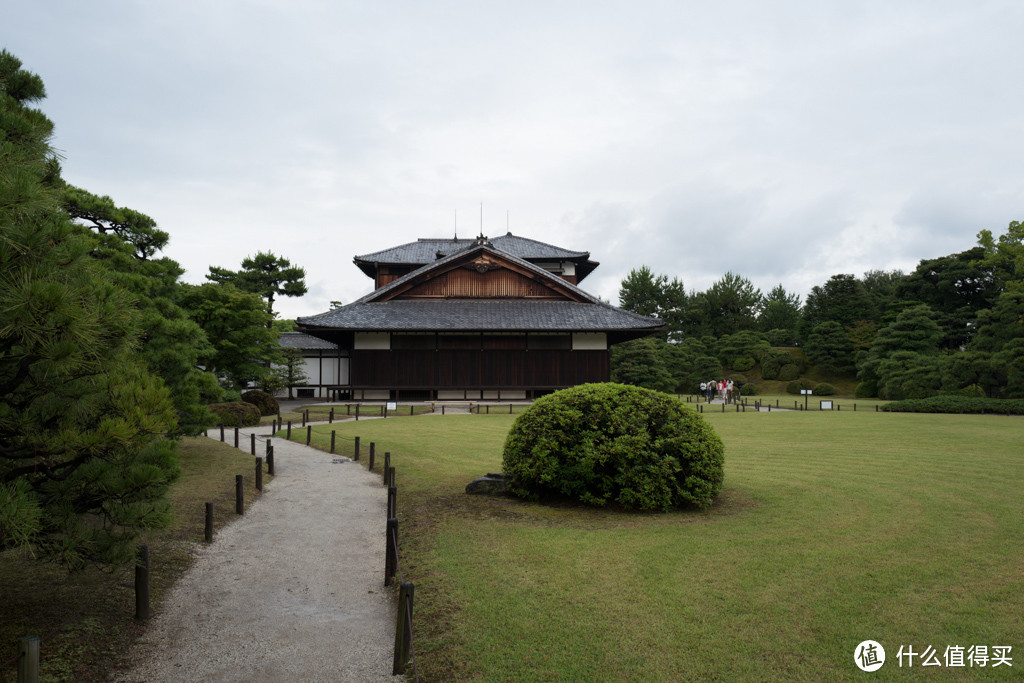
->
[303,409,1023,681]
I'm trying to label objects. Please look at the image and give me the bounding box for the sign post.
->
[801,389,813,411]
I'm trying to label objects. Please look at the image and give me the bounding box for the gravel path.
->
[116,423,403,682]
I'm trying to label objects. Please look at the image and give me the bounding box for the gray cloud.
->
[6,1,1024,318]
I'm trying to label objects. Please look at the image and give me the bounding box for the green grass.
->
[297,409,1024,681]
[0,437,270,682]
[260,403,439,426]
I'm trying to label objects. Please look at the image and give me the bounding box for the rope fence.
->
[384,484,417,679]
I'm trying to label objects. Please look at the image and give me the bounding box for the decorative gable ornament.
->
[465,254,501,274]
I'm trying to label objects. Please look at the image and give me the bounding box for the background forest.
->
[612,226,1024,400]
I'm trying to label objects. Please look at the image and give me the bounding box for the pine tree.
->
[0,51,179,568]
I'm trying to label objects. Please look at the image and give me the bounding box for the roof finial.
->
[479,201,484,239]
[506,209,511,236]
[453,209,458,240]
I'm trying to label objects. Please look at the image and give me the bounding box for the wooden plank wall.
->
[351,349,608,388]
[396,269,560,299]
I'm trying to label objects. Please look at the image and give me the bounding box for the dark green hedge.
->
[502,383,725,511]
[208,401,261,427]
[731,356,755,372]
[786,379,815,395]
[241,389,280,416]
[881,396,1024,415]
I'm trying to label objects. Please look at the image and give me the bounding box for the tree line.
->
[0,52,308,569]
[614,230,1023,400]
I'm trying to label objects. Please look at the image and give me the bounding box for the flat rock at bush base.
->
[114,424,402,682]
[466,473,507,496]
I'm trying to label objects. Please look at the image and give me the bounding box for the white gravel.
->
[115,423,404,682]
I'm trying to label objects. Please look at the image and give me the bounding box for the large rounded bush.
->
[786,379,815,395]
[208,401,261,427]
[855,381,878,398]
[241,389,280,416]
[813,383,835,396]
[731,356,755,372]
[777,363,801,381]
[502,383,725,511]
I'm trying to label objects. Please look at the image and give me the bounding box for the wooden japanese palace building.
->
[296,233,664,400]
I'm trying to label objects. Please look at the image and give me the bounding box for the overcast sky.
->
[6,1,1024,319]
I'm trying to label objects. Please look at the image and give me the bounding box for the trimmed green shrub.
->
[813,383,835,396]
[765,329,797,346]
[740,382,758,396]
[881,396,1024,415]
[208,401,261,427]
[731,356,755,372]
[855,380,878,398]
[502,383,724,511]
[241,389,280,416]
[786,379,815,395]
[777,363,801,381]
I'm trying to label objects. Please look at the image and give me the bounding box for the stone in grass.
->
[466,472,507,496]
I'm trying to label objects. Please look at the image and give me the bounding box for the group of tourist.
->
[700,378,735,403]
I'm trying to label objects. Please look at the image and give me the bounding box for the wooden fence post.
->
[393,582,415,675]
[234,427,239,449]
[266,438,271,455]
[369,442,376,469]
[255,457,263,491]
[330,430,336,454]
[306,425,312,446]
[235,475,244,515]
[387,485,396,519]
[135,545,150,620]
[388,466,396,488]
[204,502,214,543]
[385,517,398,586]
[383,452,391,484]
[354,436,360,461]
[267,446,275,475]
[18,636,39,683]
[287,421,292,439]
[329,407,334,423]
[250,433,256,455]
[219,424,224,442]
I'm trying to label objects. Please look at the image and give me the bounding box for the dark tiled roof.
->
[298,300,663,332]
[300,242,662,334]
[354,243,599,306]
[279,331,338,350]
[354,233,590,265]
